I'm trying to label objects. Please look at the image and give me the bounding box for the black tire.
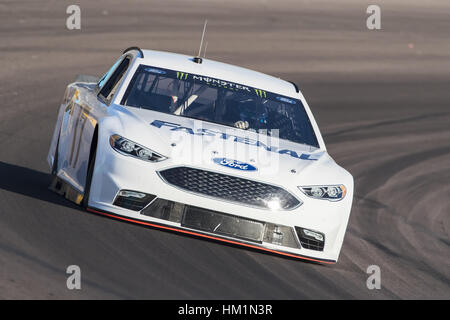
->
[82,129,98,209]
[51,131,61,176]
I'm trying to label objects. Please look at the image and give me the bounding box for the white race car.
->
[48,47,353,264]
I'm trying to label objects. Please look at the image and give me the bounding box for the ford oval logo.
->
[212,158,257,171]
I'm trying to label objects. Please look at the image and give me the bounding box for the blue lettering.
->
[195,128,216,137]
[300,153,317,160]
[220,132,231,140]
[279,149,299,158]
[150,120,180,129]
[150,119,318,161]
[234,136,257,145]
[173,126,195,135]
[257,140,274,152]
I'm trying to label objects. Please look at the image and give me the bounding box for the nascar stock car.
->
[47,47,353,264]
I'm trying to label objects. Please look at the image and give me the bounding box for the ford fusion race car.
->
[48,47,353,264]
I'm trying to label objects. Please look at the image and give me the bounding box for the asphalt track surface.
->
[0,0,449,299]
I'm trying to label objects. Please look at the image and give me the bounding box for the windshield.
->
[121,64,319,148]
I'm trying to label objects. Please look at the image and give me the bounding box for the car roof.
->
[137,49,299,98]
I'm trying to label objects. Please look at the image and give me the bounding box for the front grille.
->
[158,167,301,210]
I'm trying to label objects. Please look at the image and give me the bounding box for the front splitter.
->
[86,207,336,265]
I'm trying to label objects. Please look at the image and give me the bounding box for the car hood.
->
[125,108,332,179]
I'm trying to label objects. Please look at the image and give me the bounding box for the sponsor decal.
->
[150,119,320,161]
[192,75,252,92]
[145,68,166,75]
[176,71,189,80]
[276,96,296,104]
[213,157,257,171]
[254,89,267,98]
[138,64,299,103]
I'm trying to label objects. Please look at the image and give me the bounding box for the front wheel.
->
[82,132,98,209]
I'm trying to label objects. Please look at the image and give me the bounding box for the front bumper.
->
[88,145,353,264]
[86,206,336,264]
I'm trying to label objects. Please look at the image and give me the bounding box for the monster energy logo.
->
[176,72,189,80]
[254,89,267,98]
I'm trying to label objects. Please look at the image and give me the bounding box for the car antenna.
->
[203,41,208,58]
[193,19,207,64]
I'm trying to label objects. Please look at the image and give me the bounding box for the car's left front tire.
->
[82,129,98,209]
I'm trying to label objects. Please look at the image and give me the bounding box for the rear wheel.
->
[82,130,98,209]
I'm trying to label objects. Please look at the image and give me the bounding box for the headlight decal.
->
[298,185,346,201]
[109,134,167,162]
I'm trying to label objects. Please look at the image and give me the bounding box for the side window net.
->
[98,57,130,104]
